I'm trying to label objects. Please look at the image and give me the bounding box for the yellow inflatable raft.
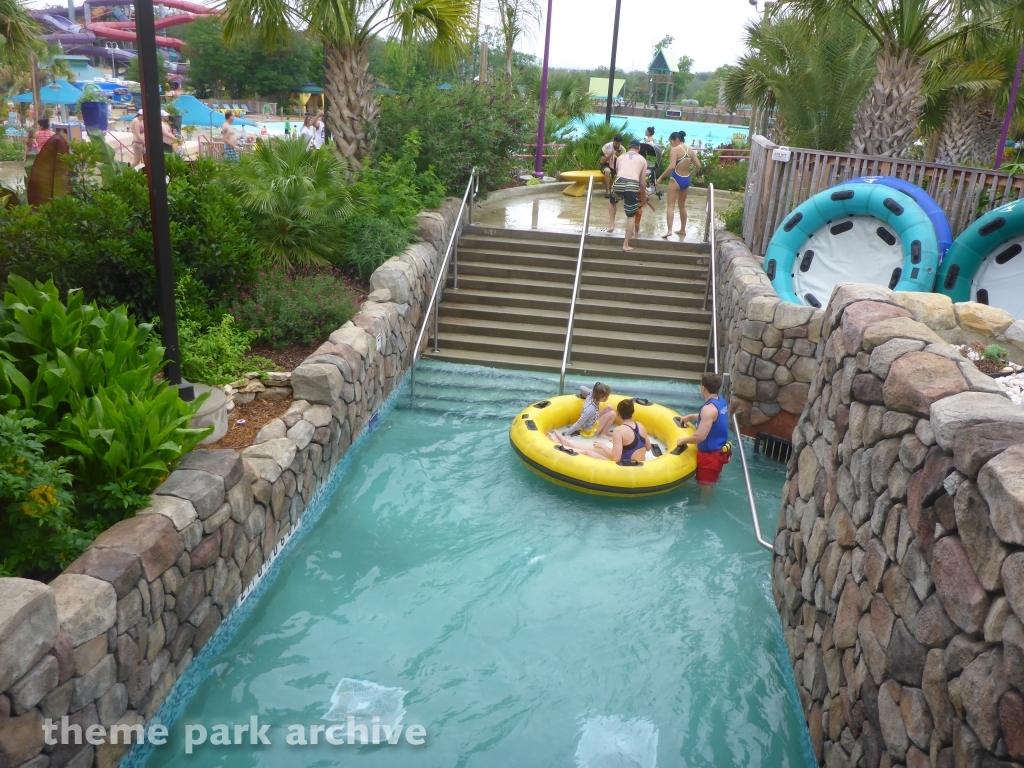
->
[509,393,698,496]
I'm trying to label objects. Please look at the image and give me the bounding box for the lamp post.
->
[605,0,622,124]
[534,0,553,177]
[135,0,192,400]
[996,44,1024,170]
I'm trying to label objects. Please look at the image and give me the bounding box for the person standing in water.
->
[657,131,701,239]
[607,139,649,251]
[675,373,732,498]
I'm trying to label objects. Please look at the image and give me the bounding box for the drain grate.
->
[754,432,793,464]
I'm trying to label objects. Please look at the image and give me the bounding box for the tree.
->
[779,0,1005,157]
[495,0,540,81]
[653,35,674,55]
[180,17,317,99]
[124,54,170,88]
[0,0,39,67]
[223,0,474,167]
[676,55,695,95]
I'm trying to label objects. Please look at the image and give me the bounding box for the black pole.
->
[135,0,192,400]
[604,0,622,124]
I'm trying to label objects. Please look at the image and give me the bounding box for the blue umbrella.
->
[9,79,83,104]
[438,83,454,91]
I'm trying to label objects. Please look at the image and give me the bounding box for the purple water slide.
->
[66,44,137,62]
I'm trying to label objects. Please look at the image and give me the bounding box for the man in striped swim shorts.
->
[608,139,649,252]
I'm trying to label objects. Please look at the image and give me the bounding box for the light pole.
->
[605,0,622,124]
[534,0,553,177]
[996,45,1024,170]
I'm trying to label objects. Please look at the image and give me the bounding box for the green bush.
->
[231,269,360,348]
[0,414,87,578]
[722,202,744,235]
[0,276,211,529]
[0,156,261,321]
[545,121,635,177]
[180,314,275,386]
[0,140,24,162]
[374,82,537,194]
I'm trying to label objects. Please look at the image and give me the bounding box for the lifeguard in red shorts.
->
[676,373,732,494]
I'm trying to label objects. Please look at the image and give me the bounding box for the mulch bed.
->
[199,397,292,451]
[249,343,321,372]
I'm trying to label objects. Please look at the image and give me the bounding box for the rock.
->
[136,495,197,532]
[891,292,958,330]
[192,607,221,653]
[286,419,315,450]
[792,357,818,383]
[73,634,107,676]
[999,690,1024,760]
[853,373,886,404]
[870,338,928,380]
[115,635,140,683]
[961,650,1009,751]
[779,383,811,414]
[0,578,59,693]
[900,686,933,750]
[366,288,391,303]
[933,536,990,633]
[50,574,116,646]
[924,649,955,744]
[291,363,343,404]
[96,682,127,726]
[954,422,1024,477]
[984,596,1012,643]
[883,352,968,418]
[775,301,816,329]
[841,301,912,354]
[835,578,861,649]
[175,571,206,623]
[1004,615,1024,692]
[50,632,74,684]
[946,634,988,677]
[8,655,58,714]
[1002,553,1024,623]
[862,317,945,352]
[0,708,44,765]
[153,469,225,520]
[930,392,1024,451]
[115,589,142,634]
[254,418,286,443]
[914,594,958,649]
[70,653,116,712]
[241,438,297,472]
[954,481,1008,590]
[878,681,910,758]
[860,615,888,686]
[886,619,927,686]
[979,444,1024,546]
[954,301,1014,335]
[176,449,244,488]
[41,680,72,719]
[953,720,984,768]
[89,515,184,582]
[907,447,954,524]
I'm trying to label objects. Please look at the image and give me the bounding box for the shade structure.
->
[588,77,624,100]
[10,79,83,104]
[169,95,255,127]
[438,83,454,91]
[292,82,324,94]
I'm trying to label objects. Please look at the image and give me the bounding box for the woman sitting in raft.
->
[552,399,652,462]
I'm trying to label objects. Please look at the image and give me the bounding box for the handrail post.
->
[700,184,720,377]
[732,412,774,552]
[558,176,595,396]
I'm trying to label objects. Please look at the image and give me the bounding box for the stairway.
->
[423,225,713,382]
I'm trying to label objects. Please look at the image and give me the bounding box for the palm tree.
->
[723,12,877,151]
[223,0,473,167]
[781,0,1003,156]
[495,0,539,80]
[223,139,358,270]
[0,0,39,66]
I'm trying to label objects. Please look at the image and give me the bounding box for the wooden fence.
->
[741,135,1024,256]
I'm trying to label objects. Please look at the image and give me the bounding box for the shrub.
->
[374,82,537,194]
[722,202,744,235]
[0,276,211,526]
[0,414,87,578]
[545,121,634,177]
[231,269,360,348]
[0,156,261,321]
[223,139,356,270]
[0,140,24,162]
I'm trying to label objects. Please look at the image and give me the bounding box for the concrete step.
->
[452,274,575,299]
[456,236,709,265]
[454,248,707,281]
[578,283,707,307]
[462,225,710,253]
[436,302,711,335]
[439,290,712,324]
[450,261,704,294]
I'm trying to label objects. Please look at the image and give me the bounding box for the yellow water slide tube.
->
[509,394,698,496]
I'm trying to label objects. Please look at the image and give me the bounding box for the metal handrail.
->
[702,183,719,375]
[409,167,478,401]
[733,412,774,551]
[558,176,596,396]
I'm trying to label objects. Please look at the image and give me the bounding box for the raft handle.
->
[554,445,578,456]
[943,264,960,290]
[651,444,663,457]
[980,217,1007,237]
[830,190,855,201]
[533,400,551,409]
[616,460,643,467]
[633,398,652,406]
[670,445,686,456]
[525,420,538,431]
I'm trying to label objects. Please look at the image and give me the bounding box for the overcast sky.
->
[480,0,763,73]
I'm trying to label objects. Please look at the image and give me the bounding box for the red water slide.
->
[87,1,215,51]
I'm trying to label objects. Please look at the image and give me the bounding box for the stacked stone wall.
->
[775,283,1024,768]
[715,232,1024,442]
[0,200,464,768]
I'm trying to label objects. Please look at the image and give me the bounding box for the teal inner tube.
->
[937,198,1024,317]
[764,183,941,307]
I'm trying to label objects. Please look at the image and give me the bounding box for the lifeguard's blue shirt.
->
[697,396,730,453]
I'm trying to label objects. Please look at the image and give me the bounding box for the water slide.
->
[35,1,214,53]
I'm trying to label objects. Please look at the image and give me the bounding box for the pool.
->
[581,114,748,149]
[134,362,814,768]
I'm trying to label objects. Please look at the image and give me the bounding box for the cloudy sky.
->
[480,0,764,73]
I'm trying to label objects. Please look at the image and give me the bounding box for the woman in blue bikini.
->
[656,131,701,240]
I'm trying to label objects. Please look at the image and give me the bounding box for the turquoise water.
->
[138,363,813,768]
[582,114,749,149]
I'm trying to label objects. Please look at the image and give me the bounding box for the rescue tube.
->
[936,198,1024,317]
[764,183,941,308]
[509,394,698,496]
[848,176,953,260]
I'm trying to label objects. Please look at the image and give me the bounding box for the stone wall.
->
[715,231,1024,442]
[0,200,464,768]
[773,283,1024,768]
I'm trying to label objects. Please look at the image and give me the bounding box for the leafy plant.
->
[223,139,356,270]
[983,344,1009,363]
[722,201,744,235]
[26,132,70,206]
[0,413,87,578]
[545,121,634,177]
[0,140,25,162]
[180,314,276,385]
[231,268,360,348]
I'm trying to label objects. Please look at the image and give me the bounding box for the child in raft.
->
[551,382,616,440]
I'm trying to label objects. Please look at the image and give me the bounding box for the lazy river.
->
[132,362,814,768]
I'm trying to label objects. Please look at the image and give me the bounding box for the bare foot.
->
[552,432,571,447]
[607,228,616,234]
[675,229,685,235]
[622,245,634,252]
[661,232,671,239]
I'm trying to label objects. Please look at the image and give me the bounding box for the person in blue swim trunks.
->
[656,131,701,240]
